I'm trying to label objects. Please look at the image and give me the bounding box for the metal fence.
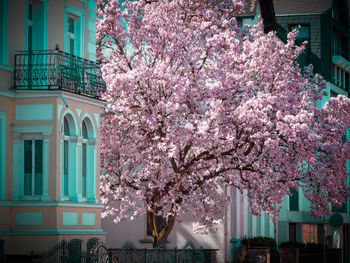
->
[34,239,109,263]
[109,242,217,263]
[13,50,106,98]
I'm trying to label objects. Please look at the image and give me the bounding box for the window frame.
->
[0,0,8,66]
[65,6,84,57]
[23,137,43,196]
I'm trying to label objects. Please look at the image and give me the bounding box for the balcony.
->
[13,50,106,98]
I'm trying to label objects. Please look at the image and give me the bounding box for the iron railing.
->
[13,50,106,98]
[109,242,218,263]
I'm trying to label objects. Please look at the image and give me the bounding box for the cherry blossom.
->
[97,0,350,246]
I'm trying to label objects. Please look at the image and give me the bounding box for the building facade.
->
[101,1,278,263]
[273,0,350,261]
[0,0,106,260]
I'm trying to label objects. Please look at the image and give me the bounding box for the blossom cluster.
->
[97,0,350,234]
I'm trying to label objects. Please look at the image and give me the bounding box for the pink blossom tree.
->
[97,0,350,246]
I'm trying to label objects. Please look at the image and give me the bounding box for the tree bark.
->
[147,209,176,248]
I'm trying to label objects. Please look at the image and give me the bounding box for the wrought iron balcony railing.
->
[13,50,106,98]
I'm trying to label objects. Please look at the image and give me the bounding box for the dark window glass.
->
[289,188,299,211]
[289,25,310,53]
[24,140,32,195]
[333,30,348,59]
[332,202,347,213]
[64,117,70,136]
[29,3,32,21]
[35,140,43,195]
[289,223,296,242]
[68,17,74,34]
[82,121,88,139]
[28,26,32,51]
[82,143,87,197]
[70,38,74,55]
[24,139,43,196]
[64,140,69,196]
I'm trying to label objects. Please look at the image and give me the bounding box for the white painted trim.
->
[327,81,348,96]
[94,113,100,129]
[76,108,82,119]
[12,125,54,136]
[81,112,97,139]
[60,108,78,136]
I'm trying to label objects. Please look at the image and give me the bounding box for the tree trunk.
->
[147,209,176,248]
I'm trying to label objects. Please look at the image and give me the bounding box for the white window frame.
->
[11,125,51,201]
[65,5,84,57]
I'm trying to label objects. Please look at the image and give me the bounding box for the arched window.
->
[80,115,97,202]
[63,116,70,197]
[61,112,77,201]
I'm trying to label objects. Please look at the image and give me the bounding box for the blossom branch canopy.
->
[97,0,350,236]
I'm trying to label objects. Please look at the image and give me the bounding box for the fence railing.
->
[32,239,109,263]
[13,50,106,98]
[109,242,217,263]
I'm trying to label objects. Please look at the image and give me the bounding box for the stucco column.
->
[11,139,20,200]
[41,138,50,201]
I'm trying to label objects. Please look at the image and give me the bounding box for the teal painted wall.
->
[16,104,53,121]
[82,212,95,226]
[16,211,43,226]
[62,212,78,226]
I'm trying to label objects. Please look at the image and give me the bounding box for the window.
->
[67,16,76,55]
[28,3,33,51]
[302,224,318,243]
[63,117,70,197]
[79,115,97,203]
[333,30,348,59]
[81,121,88,198]
[0,0,8,65]
[289,24,310,53]
[65,8,83,57]
[24,139,43,196]
[289,188,299,211]
[289,223,296,242]
[332,202,347,213]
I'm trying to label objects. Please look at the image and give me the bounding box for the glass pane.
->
[297,26,309,40]
[82,121,88,139]
[29,3,32,21]
[35,140,43,195]
[28,26,32,51]
[68,17,74,34]
[64,140,69,196]
[64,117,70,136]
[24,140,32,195]
[289,188,299,211]
[70,38,74,55]
[82,143,87,197]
